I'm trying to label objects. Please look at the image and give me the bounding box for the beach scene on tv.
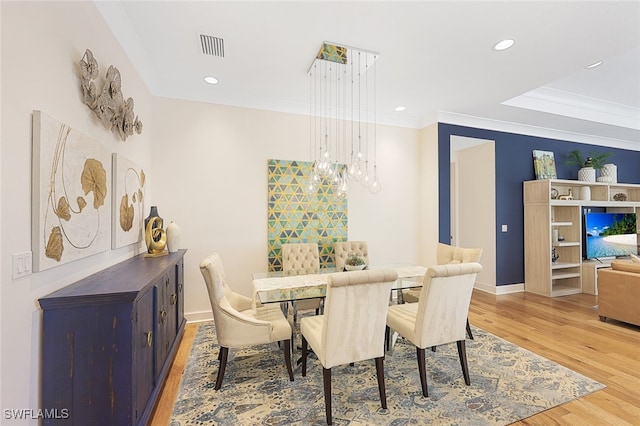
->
[584,213,638,259]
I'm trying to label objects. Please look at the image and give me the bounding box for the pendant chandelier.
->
[307,42,381,198]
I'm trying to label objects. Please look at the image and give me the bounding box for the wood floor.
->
[150,291,640,425]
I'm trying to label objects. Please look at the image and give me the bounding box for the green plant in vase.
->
[565,150,612,182]
[345,254,366,271]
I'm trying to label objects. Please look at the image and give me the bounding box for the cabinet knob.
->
[159,310,167,324]
[145,331,153,347]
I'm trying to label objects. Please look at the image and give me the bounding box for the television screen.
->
[583,212,638,259]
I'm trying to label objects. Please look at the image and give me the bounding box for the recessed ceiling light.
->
[586,60,603,69]
[394,106,406,112]
[204,76,219,85]
[493,39,515,51]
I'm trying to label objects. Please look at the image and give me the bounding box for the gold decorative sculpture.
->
[145,217,167,257]
[79,49,143,141]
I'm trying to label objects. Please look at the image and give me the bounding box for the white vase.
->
[166,221,182,253]
[578,167,596,182]
[580,186,591,201]
[601,163,617,183]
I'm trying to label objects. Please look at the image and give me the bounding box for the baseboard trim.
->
[474,282,525,295]
[185,310,213,323]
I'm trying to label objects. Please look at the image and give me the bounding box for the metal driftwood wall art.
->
[79,49,143,141]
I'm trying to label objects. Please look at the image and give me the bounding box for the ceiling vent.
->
[200,34,224,57]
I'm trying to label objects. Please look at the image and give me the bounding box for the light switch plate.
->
[12,251,32,279]
[501,224,508,232]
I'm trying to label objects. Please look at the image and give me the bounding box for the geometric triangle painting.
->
[267,159,347,271]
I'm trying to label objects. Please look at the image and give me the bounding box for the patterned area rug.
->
[170,321,604,425]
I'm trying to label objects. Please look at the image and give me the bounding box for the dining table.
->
[251,264,428,355]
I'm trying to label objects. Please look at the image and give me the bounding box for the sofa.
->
[597,260,640,326]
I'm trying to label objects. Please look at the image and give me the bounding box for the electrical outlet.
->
[501,224,508,232]
[12,251,32,279]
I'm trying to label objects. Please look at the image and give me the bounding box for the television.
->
[583,212,638,260]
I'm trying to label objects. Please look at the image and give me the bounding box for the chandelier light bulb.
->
[369,166,381,194]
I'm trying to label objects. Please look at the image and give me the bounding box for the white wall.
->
[151,98,427,317]
[1,2,153,420]
[1,1,438,418]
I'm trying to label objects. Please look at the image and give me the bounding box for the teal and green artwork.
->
[267,159,347,271]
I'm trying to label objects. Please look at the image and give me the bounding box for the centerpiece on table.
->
[344,254,366,271]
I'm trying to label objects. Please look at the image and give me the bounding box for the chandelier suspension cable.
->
[307,42,380,196]
[362,53,371,188]
[370,54,381,194]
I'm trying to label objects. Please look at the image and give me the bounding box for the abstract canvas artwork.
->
[112,153,146,249]
[32,111,111,271]
[533,150,557,180]
[267,159,347,271]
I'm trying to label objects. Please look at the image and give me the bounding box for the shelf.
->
[551,285,583,297]
[551,262,581,269]
[551,271,581,280]
[552,241,580,247]
[551,221,573,227]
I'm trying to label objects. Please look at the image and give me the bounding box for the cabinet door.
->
[175,258,185,329]
[154,274,169,378]
[133,289,155,424]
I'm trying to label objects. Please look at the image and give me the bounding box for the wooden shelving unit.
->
[523,179,640,297]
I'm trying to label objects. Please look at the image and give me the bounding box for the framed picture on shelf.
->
[532,150,557,180]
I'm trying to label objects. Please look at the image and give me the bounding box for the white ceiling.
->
[96,1,640,146]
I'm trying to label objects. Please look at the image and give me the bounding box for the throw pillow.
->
[629,253,640,263]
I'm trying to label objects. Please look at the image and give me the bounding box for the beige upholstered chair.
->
[334,240,369,271]
[387,262,483,397]
[300,269,398,425]
[200,253,294,390]
[281,242,323,315]
[403,243,482,339]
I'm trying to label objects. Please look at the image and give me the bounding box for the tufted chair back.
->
[334,241,369,271]
[281,243,320,274]
[436,243,483,265]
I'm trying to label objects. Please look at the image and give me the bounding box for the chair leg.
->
[374,357,387,409]
[466,318,474,340]
[385,326,390,352]
[416,347,428,397]
[431,346,436,352]
[301,335,308,377]
[456,340,471,385]
[323,367,332,425]
[214,347,229,390]
[283,339,294,381]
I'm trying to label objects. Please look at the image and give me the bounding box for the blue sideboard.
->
[39,250,186,425]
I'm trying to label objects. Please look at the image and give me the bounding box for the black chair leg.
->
[466,318,474,340]
[416,347,428,397]
[323,367,333,425]
[283,339,294,381]
[456,340,471,385]
[301,336,308,377]
[385,326,390,352]
[375,357,387,409]
[431,345,436,352]
[214,346,228,390]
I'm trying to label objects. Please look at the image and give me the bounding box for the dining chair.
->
[403,243,482,340]
[199,253,294,390]
[386,262,483,397]
[300,269,398,425]
[281,242,323,318]
[334,240,369,271]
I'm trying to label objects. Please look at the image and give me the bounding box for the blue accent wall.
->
[438,123,640,286]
